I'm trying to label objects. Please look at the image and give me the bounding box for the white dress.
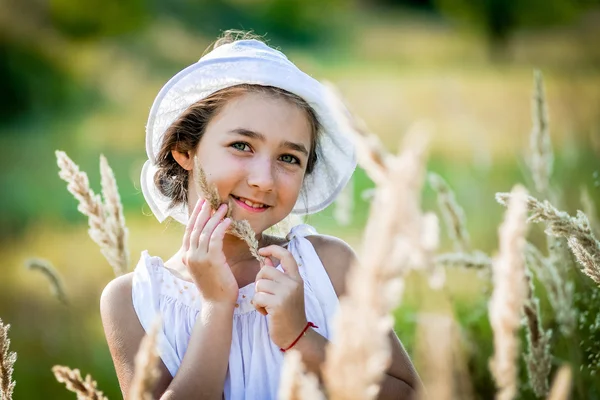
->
[131,224,339,400]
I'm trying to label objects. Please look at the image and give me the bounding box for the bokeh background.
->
[1,0,599,398]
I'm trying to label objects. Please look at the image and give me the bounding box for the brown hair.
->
[153,32,321,211]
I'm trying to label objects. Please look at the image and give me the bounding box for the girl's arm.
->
[100,274,235,400]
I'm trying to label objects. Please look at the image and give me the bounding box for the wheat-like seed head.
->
[278,350,325,400]
[428,172,471,253]
[522,264,552,397]
[129,317,161,400]
[489,185,529,400]
[324,125,432,400]
[496,192,600,285]
[525,241,576,336]
[52,365,107,400]
[100,154,130,276]
[56,150,128,276]
[0,318,16,400]
[528,70,553,197]
[25,258,68,305]
[192,155,265,265]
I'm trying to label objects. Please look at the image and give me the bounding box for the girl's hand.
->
[252,245,308,349]
[182,199,238,306]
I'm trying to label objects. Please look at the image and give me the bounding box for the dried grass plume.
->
[129,317,162,400]
[0,318,17,400]
[278,350,325,400]
[56,150,129,276]
[496,192,600,285]
[25,258,68,305]
[489,185,529,400]
[52,365,107,400]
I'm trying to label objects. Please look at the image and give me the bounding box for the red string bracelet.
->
[280,322,318,352]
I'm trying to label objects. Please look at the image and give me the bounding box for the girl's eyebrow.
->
[228,128,309,156]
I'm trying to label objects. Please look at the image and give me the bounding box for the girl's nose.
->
[247,158,275,192]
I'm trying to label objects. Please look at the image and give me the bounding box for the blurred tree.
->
[434,0,598,57]
[150,0,354,46]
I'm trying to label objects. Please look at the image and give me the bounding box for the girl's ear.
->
[171,149,194,171]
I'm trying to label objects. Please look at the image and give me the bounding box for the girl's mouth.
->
[230,195,271,213]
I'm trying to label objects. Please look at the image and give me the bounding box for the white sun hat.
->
[141,39,357,225]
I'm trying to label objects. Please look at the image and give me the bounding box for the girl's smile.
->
[230,194,271,213]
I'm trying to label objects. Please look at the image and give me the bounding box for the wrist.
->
[280,322,318,352]
[200,300,235,319]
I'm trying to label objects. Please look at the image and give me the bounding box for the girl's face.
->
[195,92,313,234]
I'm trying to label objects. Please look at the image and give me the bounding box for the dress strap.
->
[286,225,339,334]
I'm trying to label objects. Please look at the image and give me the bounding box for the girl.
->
[100,31,420,400]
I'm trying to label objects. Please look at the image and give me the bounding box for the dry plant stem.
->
[324,128,433,400]
[489,186,529,400]
[525,242,576,336]
[129,317,161,400]
[0,318,16,400]
[193,155,265,265]
[25,258,68,305]
[528,70,553,196]
[547,366,572,400]
[278,350,325,400]
[522,267,552,398]
[100,154,130,275]
[496,192,600,285]
[55,150,127,276]
[435,251,492,269]
[52,366,107,400]
[428,173,471,252]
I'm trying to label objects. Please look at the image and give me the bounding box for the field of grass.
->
[1,11,599,399]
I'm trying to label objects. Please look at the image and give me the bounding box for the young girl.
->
[100,31,420,400]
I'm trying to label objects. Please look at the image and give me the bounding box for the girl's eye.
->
[231,142,250,152]
[280,154,300,165]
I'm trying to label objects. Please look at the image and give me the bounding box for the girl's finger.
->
[258,245,300,279]
[255,278,280,295]
[251,292,276,310]
[207,217,231,259]
[182,198,205,251]
[190,200,212,249]
[256,263,287,283]
[198,204,228,251]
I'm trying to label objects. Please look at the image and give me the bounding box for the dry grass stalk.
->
[546,365,572,400]
[322,82,389,185]
[25,258,68,305]
[278,350,325,400]
[581,186,599,238]
[0,318,16,400]
[55,150,128,276]
[528,70,553,196]
[525,242,576,336]
[52,365,107,400]
[496,192,600,285]
[333,176,353,227]
[99,154,130,276]
[489,185,529,400]
[522,266,552,397]
[129,317,161,400]
[435,251,492,269]
[193,155,265,265]
[323,127,433,400]
[428,173,471,252]
[415,313,473,400]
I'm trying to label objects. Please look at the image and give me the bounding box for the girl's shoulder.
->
[302,232,357,299]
